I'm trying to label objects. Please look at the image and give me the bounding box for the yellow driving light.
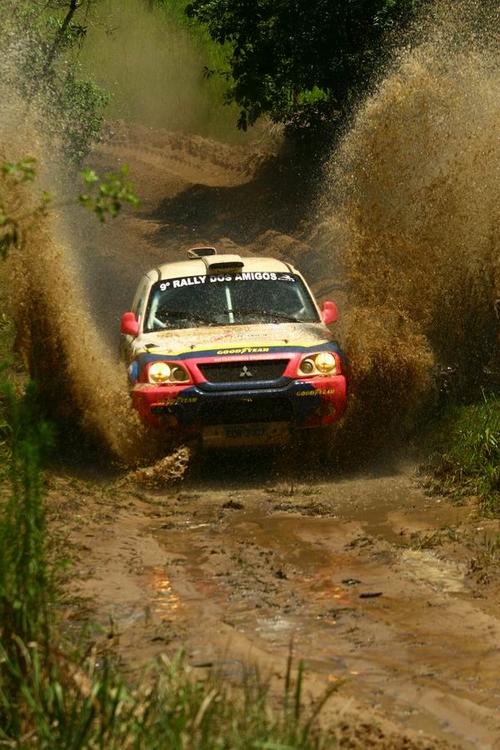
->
[315,352,337,375]
[149,362,171,384]
[298,351,338,377]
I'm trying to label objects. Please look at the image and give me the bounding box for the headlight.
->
[298,352,338,377]
[315,352,337,374]
[149,362,171,383]
[147,362,190,384]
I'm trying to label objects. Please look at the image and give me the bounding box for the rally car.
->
[120,247,347,448]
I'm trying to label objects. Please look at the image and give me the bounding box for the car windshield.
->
[143,272,320,332]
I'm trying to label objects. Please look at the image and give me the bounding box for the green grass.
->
[0,643,339,749]
[423,395,500,515]
[0,268,16,478]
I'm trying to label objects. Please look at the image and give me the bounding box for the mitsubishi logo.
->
[239,365,253,378]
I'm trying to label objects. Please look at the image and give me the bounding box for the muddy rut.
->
[57,460,500,750]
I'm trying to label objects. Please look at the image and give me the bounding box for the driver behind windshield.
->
[144,274,318,332]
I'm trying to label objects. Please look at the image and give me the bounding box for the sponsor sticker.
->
[296,388,336,397]
[161,395,197,406]
[159,272,296,291]
[216,347,270,355]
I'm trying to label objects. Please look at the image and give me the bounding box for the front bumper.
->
[131,375,347,444]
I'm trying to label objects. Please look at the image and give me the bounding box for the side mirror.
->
[120,311,139,337]
[321,300,338,325]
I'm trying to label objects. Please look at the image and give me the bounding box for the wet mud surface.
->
[52,461,500,750]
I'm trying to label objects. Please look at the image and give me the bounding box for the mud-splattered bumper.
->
[131,375,347,447]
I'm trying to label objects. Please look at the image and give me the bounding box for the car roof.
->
[147,253,298,282]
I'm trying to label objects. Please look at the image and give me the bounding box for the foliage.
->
[0,364,13,475]
[0,0,109,161]
[423,396,500,515]
[79,165,140,222]
[57,61,111,162]
[0,157,139,259]
[185,0,428,134]
[0,380,55,744]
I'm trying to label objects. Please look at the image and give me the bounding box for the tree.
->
[186,0,426,135]
[0,0,108,161]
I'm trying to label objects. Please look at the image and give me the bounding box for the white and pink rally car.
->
[120,247,347,448]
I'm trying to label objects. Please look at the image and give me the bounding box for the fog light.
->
[171,366,189,382]
[300,358,315,374]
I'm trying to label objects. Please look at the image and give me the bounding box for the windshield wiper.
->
[155,309,219,327]
[268,313,302,323]
[236,309,302,323]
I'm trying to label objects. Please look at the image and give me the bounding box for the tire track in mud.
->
[158,496,500,750]
[155,488,499,750]
[57,469,500,750]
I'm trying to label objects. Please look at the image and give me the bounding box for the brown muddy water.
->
[141,474,500,750]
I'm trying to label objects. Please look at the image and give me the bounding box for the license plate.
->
[226,425,265,438]
[202,422,290,448]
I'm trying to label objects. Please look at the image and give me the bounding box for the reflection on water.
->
[256,616,296,641]
[146,565,184,619]
[401,550,466,593]
[307,577,355,607]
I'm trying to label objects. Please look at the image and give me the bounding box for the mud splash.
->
[3,168,138,460]
[324,1,500,452]
[0,89,183,476]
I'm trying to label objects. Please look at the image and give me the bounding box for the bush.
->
[424,396,500,515]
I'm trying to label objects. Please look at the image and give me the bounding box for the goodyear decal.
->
[215,346,270,355]
[135,340,342,363]
[296,388,336,397]
[160,395,198,406]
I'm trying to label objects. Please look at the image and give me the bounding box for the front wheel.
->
[272,426,338,477]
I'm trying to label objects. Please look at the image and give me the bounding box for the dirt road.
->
[54,457,500,750]
[48,122,500,750]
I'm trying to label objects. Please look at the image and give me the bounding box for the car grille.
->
[200,397,293,425]
[198,359,288,384]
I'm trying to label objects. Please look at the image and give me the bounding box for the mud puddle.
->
[135,473,500,749]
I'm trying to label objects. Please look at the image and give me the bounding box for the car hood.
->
[133,322,333,357]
